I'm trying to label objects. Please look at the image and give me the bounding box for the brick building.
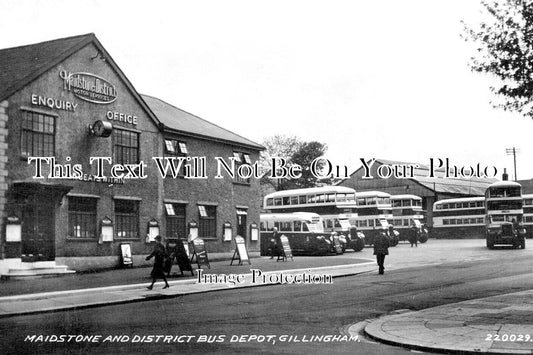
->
[0,34,263,276]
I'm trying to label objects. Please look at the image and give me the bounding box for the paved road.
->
[1,239,532,354]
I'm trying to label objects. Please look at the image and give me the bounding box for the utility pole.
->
[505,147,520,181]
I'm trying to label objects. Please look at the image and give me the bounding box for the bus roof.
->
[260,212,322,222]
[390,194,422,201]
[355,191,391,198]
[487,181,522,188]
[264,186,356,198]
[433,196,484,208]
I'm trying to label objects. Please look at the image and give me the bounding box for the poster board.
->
[101,217,114,242]
[278,235,294,262]
[191,238,210,269]
[120,243,133,267]
[250,223,259,241]
[230,235,251,265]
[167,239,194,276]
[223,222,232,241]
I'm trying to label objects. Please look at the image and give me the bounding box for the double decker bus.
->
[523,194,533,238]
[259,212,337,256]
[431,197,486,239]
[351,191,398,246]
[390,194,428,243]
[263,186,363,251]
[485,181,526,249]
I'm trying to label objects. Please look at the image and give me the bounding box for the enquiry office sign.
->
[59,70,118,104]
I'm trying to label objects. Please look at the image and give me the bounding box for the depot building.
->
[0,34,263,276]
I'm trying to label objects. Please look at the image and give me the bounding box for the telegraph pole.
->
[505,147,520,181]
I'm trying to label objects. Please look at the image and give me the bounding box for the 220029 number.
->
[485,334,532,342]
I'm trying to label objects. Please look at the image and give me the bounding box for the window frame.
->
[67,196,97,239]
[20,110,56,158]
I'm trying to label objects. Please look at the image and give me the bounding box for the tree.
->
[462,0,533,118]
[259,135,330,193]
[290,141,330,189]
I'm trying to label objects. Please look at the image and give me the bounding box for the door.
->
[21,197,55,261]
[237,213,247,239]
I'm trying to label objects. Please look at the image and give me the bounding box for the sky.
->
[2,0,533,180]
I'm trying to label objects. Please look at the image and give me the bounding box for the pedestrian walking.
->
[409,224,418,247]
[145,235,170,290]
[373,229,390,275]
[269,227,281,259]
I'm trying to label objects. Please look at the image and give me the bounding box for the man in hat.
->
[373,229,390,275]
[146,235,170,289]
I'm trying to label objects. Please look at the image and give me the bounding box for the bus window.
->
[346,193,355,202]
[334,219,342,228]
[392,200,401,208]
[280,221,292,231]
[266,198,274,206]
[357,198,366,206]
[274,198,282,206]
[402,200,410,207]
[337,194,346,202]
[293,220,302,232]
[487,200,522,210]
[282,197,290,205]
[299,195,307,204]
[317,194,325,203]
[290,196,298,205]
[326,194,335,202]
[360,220,368,227]
[368,219,374,227]
[326,219,333,228]
[274,222,281,230]
[302,223,309,232]
[260,222,265,231]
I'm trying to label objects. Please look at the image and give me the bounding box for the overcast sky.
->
[2,0,533,180]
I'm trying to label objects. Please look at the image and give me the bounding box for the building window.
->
[233,151,252,184]
[115,199,139,239]
[21,111,55,157]
[68,197,97,238]
[164,138,188,175]
[114,129,139,165]
[165,203,186,239]
[198,205,216,238]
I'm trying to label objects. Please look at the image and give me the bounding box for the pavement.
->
[2,252,533,354]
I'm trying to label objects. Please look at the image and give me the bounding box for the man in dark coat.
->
[409,224,418,247]
[146,235,170,289]
[373,229,390,275]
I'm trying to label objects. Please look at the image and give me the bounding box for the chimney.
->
[502,168,508,181]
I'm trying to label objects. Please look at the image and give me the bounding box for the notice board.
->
[230,235,251,265]
[191,238,210,269]
[279,235,293,261]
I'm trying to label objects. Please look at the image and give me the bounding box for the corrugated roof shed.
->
[342,158,498,196]
[142,94,263,150]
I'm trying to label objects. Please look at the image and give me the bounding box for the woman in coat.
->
[146,235,170,289]
[373,230,390,275]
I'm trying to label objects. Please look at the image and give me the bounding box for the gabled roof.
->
[340,158,498,196]
[142,94,264,151]
[0,33,160,126]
